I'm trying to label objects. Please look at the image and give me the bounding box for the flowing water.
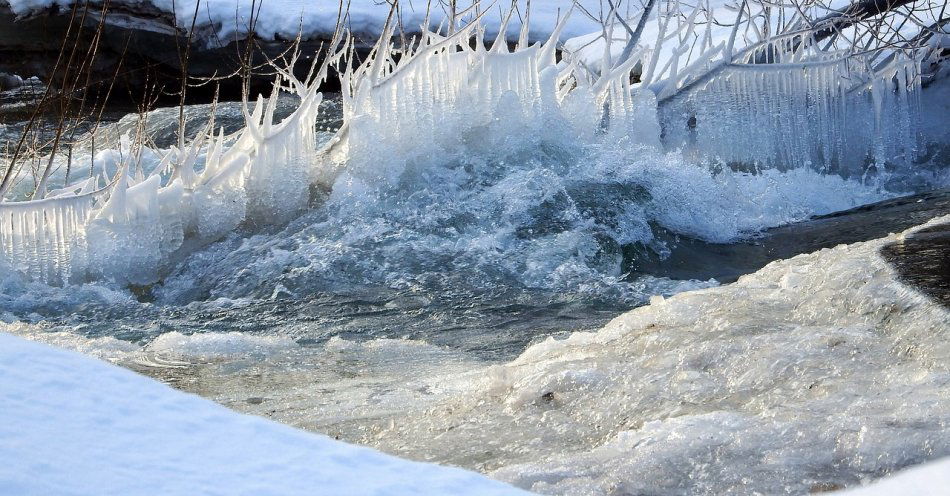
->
[2,82,949,494]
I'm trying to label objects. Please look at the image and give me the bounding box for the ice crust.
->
[329,216,950,495]
[145,331,299,359]
[371,217,950,494]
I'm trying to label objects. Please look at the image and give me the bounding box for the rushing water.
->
[2,81,950,494]
[0,93,902,348]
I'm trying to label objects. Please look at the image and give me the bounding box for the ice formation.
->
[661,41,922,171]
[0,52,330,285]
[0,189,99,284]
[0,1,938,287]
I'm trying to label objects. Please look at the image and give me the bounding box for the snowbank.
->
[835,457,950,495]
[0,331,529,496]
[3,0,604,43]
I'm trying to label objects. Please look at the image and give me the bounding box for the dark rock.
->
[0,2,357,99]
[880,223,950,308]
[0,3,542,100]
[0,72,23,91]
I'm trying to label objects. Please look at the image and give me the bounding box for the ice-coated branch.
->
[811,0,919,43]
[616,0,659,68]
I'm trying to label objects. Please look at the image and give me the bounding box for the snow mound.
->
[0,331,529,496]
[2,0,601,43]
[835,457,950,495]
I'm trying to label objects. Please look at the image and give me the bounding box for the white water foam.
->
[155,134,890,306]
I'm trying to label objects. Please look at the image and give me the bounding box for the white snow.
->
[0,330,530,496]
[835,457,950,495]
[3,0,605,43]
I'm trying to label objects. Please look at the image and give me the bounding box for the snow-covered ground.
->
[3,0,608,42]
[836,457,950,495]
[0,330,530,496]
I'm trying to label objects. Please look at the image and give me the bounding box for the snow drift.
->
[0,331,530,496]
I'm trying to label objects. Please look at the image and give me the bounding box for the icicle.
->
[678,48,920,170]
[0,189,99,284]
